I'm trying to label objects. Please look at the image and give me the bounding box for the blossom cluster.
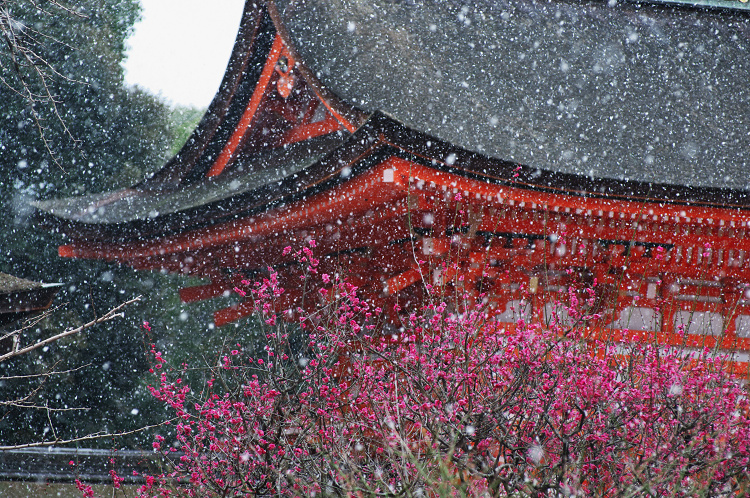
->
[96,242,750,496]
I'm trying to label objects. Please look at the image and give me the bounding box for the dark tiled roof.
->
[31,0,750,240]
[280,0,750,189]
[0,272,40,295]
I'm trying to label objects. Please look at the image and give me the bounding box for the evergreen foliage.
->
[0,0,178,447]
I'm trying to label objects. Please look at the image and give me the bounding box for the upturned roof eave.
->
[48,111,750,261]
[34,0,750,248]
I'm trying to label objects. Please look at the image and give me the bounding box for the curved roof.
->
[33,134,345,225]
[0,273,40,294]
[279,0,750,189]
[33,0,750,245]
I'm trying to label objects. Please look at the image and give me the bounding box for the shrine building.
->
[0,273,60,354]
[34,0,750,372]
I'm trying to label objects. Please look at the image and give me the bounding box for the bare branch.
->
[0,418,177,450]
[0,363,90,381]
[0,296,141,364]
[0,303,67,344]
[0,0,87,168]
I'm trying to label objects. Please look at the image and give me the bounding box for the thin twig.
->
[0,296,141,364]
[0,418,177,450]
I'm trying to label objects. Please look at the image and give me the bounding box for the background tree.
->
[0,0,193,447]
